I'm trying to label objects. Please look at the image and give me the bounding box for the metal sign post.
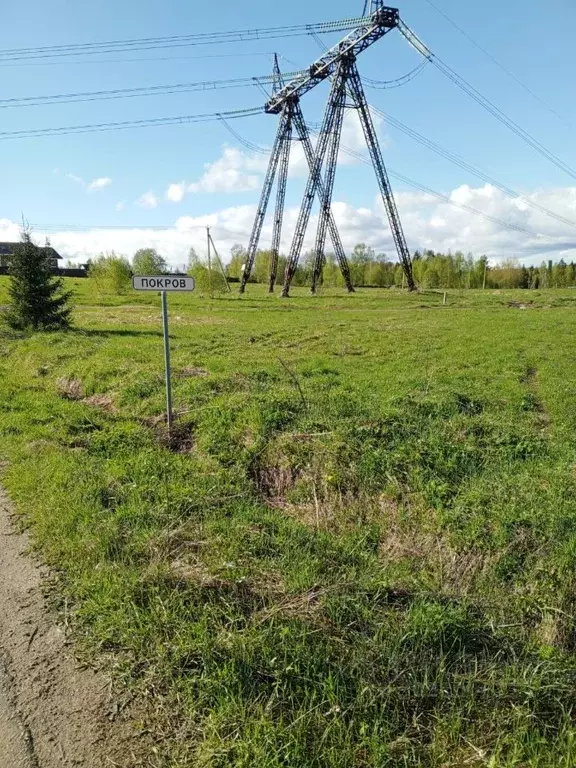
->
[132,275,195,431]
[161,291,173,430]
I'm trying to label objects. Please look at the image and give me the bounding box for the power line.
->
[370,106,576,231]
[421,0,576,132]
[0,50,277,68]
[306,32,576,231]
[28,223,211,232]
[305,129,553,242]
[363,60,429,89]
[0,17,368,62]
[0,71,304,109]
[399,21,576,183]
[0,107,261,140]
[219,115,269,154]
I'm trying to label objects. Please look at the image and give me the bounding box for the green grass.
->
[2,277,576,766]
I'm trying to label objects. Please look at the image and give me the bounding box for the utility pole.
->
[207,225,213,299]
[208,230,231,292]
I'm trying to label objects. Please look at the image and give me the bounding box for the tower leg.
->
[239,109,290,294]
[282,64,355,298]
[292,106,354,294]
[347,63,416,291]
[269,105,293,292]
[311,58,350,294]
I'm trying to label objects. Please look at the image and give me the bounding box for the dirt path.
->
[0,658,33,767]
[0,485,144,767]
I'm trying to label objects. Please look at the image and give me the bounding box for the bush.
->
[88,252,132,294]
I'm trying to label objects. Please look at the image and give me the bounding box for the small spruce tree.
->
[5,230,72,331]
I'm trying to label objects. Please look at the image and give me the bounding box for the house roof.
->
[0,242,62,260]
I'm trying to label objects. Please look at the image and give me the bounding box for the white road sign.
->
[132,275,195,292]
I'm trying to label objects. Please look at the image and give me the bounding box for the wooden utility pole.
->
[207,225,213,299]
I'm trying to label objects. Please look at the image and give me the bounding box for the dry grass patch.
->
[56,376,84,400]
[177,366,209,379]
[83,393,116,412]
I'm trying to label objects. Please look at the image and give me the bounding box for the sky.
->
[1,0,576,268]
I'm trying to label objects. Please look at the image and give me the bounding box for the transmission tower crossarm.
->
[347,63,416,291]
[265,5,399,114]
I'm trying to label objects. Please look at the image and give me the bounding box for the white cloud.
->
[63,172,113,192]
[7,183,576,269]
[136,191,159,210]
[165,114,387,204]
[65,173,85,186]
[164,148,266,202]
[188,147,265,195]
[87,177,112,192]
[166,182,187,203]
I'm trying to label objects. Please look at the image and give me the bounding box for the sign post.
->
[161,291,173,430]
[132,275,196,431]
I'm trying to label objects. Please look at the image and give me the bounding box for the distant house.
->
[0,242,62,270]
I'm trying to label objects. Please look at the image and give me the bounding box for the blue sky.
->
[1,0,576,266]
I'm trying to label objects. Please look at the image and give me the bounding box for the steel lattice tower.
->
[239,4,416,296]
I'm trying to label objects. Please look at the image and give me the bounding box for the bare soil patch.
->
[0,485,148,767]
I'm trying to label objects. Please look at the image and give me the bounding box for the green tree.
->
[254,250,272,284]
[518,266,530,289]
[187,249,228,294]
[350,243,375,286]
[89,253,132,294]
[227,244,246,279]
[132,248,167,275]
[4,229,72,331]
[187,247,200,271]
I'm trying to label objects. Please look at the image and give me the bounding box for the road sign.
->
[132,275,195,432]
[132,275,195,292]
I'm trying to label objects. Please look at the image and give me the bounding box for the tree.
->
[350,243,375,286]
[89,253,132,294]
[4,229,72,331]
[187,250,228,294]
[132,248,167,275]
[187,247,200,271]
[227,244,246,279]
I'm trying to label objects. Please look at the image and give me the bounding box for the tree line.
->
[86,245,576,294]
[228,245,576,290]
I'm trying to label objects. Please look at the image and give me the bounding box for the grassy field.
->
[2,277,576,766]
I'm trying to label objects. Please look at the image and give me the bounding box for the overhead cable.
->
[399,20,576,183]
[218,115,269,154]
[0,17,369,61]
[370,105,576,230]
[0,50,278,69]
[0,107,261,140]
[0,70,304,109]
[363,60,429,89]
[306,34,576,230]
[301,125,554,242]
[421,0,576,132]
[310,31,429,90]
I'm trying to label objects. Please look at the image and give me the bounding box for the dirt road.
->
[0,484,141,767]
[0,660,32,767]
